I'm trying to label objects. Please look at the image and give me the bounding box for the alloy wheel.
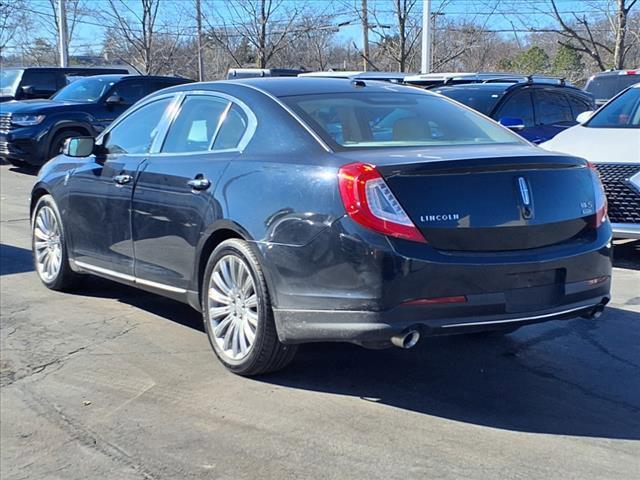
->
[33,206,63,283]
[207,255,259,361]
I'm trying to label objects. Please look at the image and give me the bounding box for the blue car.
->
[434,78,595,144]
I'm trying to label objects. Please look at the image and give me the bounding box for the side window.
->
[213,104,249,150]
[567,95,591,118]
[104,98,172,154]
[22,72,57,93]
[162,96,229,153]
[110,82,148,105]
[495,91,534,127]
[534,90,573,125]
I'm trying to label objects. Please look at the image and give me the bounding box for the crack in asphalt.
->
[1,321,140,388]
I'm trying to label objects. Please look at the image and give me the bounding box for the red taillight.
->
[338,162,426,243]
[623,70,637,75]
[587,161,608,229]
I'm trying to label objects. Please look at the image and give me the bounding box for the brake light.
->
[338,162,426,243]
[622,70,637,75]
[587,162,608,229]
[403,295,467,306]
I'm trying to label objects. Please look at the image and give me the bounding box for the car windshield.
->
[283,91,523,149]
[586,86,640,128]
[52,76,116,103]
[433,87,504,115]
[585,75,640,102]
[0,69,23,97]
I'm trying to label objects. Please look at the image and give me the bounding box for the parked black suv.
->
[0,74,192,167]
[584,69,639,106]
[0,67,130,102]
[434,78,595,143]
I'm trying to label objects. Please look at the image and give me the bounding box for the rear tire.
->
[202,239,297,376]
[32,195,81,291]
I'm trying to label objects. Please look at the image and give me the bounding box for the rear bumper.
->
[611,222,640,239]
[274,289,610,345]
[257,216,613,345]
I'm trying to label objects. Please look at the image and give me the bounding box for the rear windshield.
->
[586,87,640,128]
[585,75,639,101]
[282,91,523,149]
[433,87,504,115]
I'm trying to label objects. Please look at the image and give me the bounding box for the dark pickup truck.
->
[0,67,130,102]
[0,74,192,167]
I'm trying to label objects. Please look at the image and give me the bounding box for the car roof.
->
[195,77,427,97]
[434,81,587,95]
[299,71,409,81]
[71,74,189,82]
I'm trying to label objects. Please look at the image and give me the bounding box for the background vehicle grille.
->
[0,141,9,155]
[0,113,12,131]
[595,163,640,224]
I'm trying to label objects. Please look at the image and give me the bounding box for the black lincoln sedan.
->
[30,78,612,375]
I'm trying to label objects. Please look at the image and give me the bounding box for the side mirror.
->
[20,85,34,97]
[105,94,124,105]
[499,117,525,131]
[63,136,95,157]
[576,111,594,124]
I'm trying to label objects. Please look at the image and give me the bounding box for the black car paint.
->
[31,78,612,346]
[0,75,192,166]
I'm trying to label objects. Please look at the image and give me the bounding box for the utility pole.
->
[57,0,69,67]
[361,0,369,71]
[195,0,204,81]
[420,0,431,73]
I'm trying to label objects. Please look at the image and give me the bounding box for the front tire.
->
[48,130,83,161]
[32,195,80,291]
[202,239,297,376]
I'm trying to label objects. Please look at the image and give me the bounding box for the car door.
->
[132,93,255,291]
[66,95,176,276]
[493,88,536,141]
[531,88,575,143]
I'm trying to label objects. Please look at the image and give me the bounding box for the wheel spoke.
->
[208,287,230,305]
[243,319,256,343]
[245,294,257,309]
[212,271,232,296]
[245,310,258,327]
[209,305,231,320]
[214,314,233,337]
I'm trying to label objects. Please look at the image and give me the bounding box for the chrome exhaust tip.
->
[582,304,605,320]
[391,330,420,349]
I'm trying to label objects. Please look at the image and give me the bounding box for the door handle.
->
[113,174,133,186]
[187,178,211,191]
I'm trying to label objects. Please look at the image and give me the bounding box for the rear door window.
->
[161,95,229,153]
[21,71,57,94]
[533,89,573,126]
[212,104,249,150]
[567,94,592,118]
[495,90,534,127]
[109,81,149,105]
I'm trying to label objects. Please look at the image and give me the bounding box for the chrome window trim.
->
[218,80,333,153]
[154,90,257,156]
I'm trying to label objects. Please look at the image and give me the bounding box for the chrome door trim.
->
[72,260,187,293]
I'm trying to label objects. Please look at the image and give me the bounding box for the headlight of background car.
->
[10,114,46,126]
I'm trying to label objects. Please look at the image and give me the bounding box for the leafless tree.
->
[100,0,186,74]
[0,0,28,52]
[507,0,638,70]
[367,0,421,72]
[204,0,305,69]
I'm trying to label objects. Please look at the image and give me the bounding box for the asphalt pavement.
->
[1,162,639,480]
